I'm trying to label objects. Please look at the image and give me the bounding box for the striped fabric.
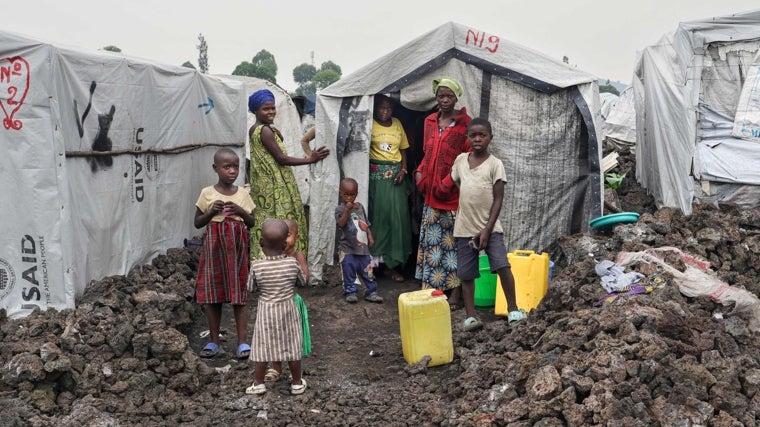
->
[249,255,305,362]
[195,218,250,305]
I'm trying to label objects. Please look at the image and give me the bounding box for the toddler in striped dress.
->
[245,219,307,396]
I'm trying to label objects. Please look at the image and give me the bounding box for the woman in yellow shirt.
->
[368,95,412,282]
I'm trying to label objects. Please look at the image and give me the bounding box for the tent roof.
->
[677,9,760,47]
[321,21,597,98]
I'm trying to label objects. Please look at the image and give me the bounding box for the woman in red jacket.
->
[413,77,471,309]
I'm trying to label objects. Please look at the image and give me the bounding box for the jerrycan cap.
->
[431,290,445,297]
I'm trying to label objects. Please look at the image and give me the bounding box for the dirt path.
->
[191,275,500,393]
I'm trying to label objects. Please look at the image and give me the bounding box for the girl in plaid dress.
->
[194,148,255,359]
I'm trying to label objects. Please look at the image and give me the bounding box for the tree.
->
[102,45,122,53]
[319,60,341,75]
[182,61,196,69]
[197,33,209,74]
[312,69,340,90]
[293,63,317,85]
[250,50,277,83]
[292,58,343,94]
[232,62,258,77]
[231,50,278,82]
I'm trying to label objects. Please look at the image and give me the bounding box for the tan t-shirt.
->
[195,186,256,222]
[451,153,506,237]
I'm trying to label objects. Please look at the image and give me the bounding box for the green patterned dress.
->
[249,124,309,258]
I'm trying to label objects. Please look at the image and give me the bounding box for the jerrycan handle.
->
[513,250,536,257]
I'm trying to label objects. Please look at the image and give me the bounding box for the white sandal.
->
[290,378,307,395]
[245,382,266,395]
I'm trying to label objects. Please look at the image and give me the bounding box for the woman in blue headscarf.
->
[248,89,330,259]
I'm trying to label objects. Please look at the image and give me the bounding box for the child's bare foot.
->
[264,368,281,382]
[390,271,405,282]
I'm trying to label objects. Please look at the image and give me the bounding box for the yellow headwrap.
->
[432,77,463,97]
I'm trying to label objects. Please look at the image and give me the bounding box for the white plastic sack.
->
[616,246,760,332]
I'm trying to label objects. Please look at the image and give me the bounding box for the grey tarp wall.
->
[308,22,603,280]
[633,10,760,214]
[0,31,247,318]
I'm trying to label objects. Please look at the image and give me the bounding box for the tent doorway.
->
[374,100,436,278]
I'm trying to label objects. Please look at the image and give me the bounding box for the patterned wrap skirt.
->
[195,218,250,305]
[415,204,461,290]
[250,299,303,362]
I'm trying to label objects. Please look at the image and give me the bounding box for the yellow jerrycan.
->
[398,289,453,366]
[495,250,549,315]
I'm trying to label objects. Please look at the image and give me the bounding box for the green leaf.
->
[604,172,625,189]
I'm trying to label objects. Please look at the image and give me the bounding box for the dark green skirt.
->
[368,161,412,269]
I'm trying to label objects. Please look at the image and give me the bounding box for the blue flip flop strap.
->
[204,342,219,351]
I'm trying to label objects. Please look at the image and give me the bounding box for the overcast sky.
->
[4,1,758,91]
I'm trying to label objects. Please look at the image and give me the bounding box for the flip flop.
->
[463,317,483,332]
[199,342,220,359]
[236,343,251,360]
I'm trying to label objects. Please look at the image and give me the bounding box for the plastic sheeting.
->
[634,10,760,215]
[0,31,247,318]
[733,53,760,142]
[309,22,603,280]
[599,93,618,120]
[617,247,760,333]
[603,87,636,148]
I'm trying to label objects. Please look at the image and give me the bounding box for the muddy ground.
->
[2,148,760,426]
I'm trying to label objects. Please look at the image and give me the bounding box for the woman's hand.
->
[394,168,407,185]
[309,146,330,163]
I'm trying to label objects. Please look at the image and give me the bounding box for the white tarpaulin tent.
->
[633,10,760,215]
[308,22,603,280]
[604,86,636,149]
[0,31,248,318]
[599,92,619,120]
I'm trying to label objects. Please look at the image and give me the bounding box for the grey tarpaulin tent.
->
[306,22,603,280]
[633,10,760,215]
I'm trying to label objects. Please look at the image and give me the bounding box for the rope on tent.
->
[65,142,245,157]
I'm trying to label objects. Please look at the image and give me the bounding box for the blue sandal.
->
[200,342,220,359]
[236,343,251,360]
